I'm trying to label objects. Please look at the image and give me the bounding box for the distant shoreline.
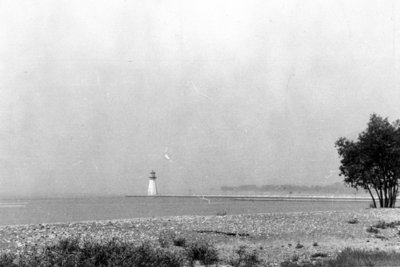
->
[125,194,371,202]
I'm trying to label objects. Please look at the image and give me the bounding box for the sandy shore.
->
[1,209,400,265]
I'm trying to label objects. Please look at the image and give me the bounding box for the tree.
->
[335,114,400,208]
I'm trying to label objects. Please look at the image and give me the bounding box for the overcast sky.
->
[1,0,400,197]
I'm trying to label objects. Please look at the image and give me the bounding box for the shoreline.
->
[125,194,373,204]
[0,193,371,201]
[126,194,371,201]
[1,209,399,265]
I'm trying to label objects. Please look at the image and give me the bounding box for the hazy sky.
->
[1,0,400,196]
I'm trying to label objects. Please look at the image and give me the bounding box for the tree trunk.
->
[391,185,397,208]
[388,187,394,208]
[384,186,389,207]
[385,183,390,207]
[392,185,398,207]
[367,187,377,208]
[374,188,379,207]
[379,188,384,207]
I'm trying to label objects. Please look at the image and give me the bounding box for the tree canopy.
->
[335,114,400,208]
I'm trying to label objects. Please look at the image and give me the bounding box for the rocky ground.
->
[1,209,400,265]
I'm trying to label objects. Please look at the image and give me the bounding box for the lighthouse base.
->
[147,179,157,196]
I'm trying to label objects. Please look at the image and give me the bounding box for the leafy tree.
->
[335,114,400,208]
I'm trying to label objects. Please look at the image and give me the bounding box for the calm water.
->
[0,196,369,226]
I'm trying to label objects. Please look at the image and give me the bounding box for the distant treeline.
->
[220,182,358,194]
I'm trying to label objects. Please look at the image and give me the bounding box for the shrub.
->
[130,242,184,267]
[311,252,328,258]
[373,220,388,229]
[324,248,400,266]
[387,221,400,228]
[373,220,400,229]
[374,234,387,240]
[173,237,186,247]
[347,218,359,224]
[295,243,304,249]
[291,254,299,262]
[228,245,262,267]
[158,230,176,248]
[366,226,379,234]
[0,253,16,266]
[280,260,316,267]
[282,248,400,267]
[323,248,374,267]
[312,242,318,247]
[0,238,186,267]
[185,239,218,266]
[280,261,296,267]
[55,237,81,253]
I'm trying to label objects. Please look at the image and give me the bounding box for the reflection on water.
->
[0,196,369,226]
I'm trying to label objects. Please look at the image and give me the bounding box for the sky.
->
[1,0,400,197]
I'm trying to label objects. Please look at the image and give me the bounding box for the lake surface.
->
[0,196,370,226]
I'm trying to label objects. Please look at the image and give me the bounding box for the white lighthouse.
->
[147,170,158,196]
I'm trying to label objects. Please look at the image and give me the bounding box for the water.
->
[0,196,369,226]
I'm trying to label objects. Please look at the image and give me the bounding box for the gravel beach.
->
[1,209,400,265]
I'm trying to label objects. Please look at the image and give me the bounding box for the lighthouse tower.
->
[147,170,158,196]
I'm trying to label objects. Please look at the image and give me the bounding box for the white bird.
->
[190,82,213,102]
[164,147,172,162]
